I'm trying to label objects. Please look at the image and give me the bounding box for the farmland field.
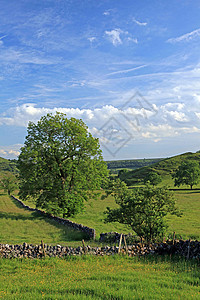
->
[1,155,200,300]
[1,187,200,245]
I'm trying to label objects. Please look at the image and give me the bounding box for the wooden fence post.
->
[118,234,123,254]
[41,240,46,258]
[82,239,87,254]
[123,235,128,255]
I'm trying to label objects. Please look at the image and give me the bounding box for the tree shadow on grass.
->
[0,211,42,221]
[169,188,200,193]
[9,197,88,242]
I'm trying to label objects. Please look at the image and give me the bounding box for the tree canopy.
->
[104,180,181,242]
[172,160,200,189]
[144,171,162,186]
[18,112,108,217]
[0,174,18,195]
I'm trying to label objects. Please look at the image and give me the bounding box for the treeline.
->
[106,158,162,170]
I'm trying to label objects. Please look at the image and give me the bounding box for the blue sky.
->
[1,0,200,160]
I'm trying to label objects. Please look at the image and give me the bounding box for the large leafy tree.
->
[18,112,108,217]
[144,171,162,186]
[104,180,181,242]
[172,160,200,189]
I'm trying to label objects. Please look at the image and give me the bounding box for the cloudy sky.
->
[1,0,200,160]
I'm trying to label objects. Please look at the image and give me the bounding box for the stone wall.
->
[1,240,200,259]
[11,196,96,240]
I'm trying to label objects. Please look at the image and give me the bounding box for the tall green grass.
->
[0,255,199,299]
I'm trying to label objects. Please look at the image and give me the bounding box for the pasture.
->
[1,186,200,246]
[0,255,199,299]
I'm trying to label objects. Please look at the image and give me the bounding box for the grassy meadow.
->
[0,184,200,245]
[0,193,87,246]
[0,255,199,299]
[1,153,200,300]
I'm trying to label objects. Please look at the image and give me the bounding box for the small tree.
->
[18,112,108,217]
[172,160,200,189]
[118,169,129,181]
[0,174,18,195]
[104,180,181,242]
[144,171,162,186]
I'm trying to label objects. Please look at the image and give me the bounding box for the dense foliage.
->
[172,160,200,189]
[0,174,18,195]
[144,171,162,186]
[18,112,108,217]
[104,180,181,242]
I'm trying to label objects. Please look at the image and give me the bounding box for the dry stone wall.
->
[11,196,96,239]
[1,240,200,259]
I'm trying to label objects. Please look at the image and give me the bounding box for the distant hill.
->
[121,151,200,185]
[106,158,163,172]
[0,157,18,176]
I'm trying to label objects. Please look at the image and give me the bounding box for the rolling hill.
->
[121,151,200,186]
[0,157,18,176]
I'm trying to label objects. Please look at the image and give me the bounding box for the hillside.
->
[106,158,162,171]
[123,151,200,185]
[0,157,18,175]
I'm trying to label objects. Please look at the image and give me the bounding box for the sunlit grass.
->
[0,255,199,299]
[0,193,87,246]
[1,182,200,246]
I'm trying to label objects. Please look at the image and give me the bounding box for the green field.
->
[1,153,200,300]
[1,185,200,246]
[0,255,199,299]
[0,193,87,246]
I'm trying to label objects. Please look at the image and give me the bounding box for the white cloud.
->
[105,29,123,46]
[103,10,110,16]
[143,124,178,138]
[105,29,139,47]
[166,111,188,122]
[1,98,200,158]
[88,37,96,43]
[132,18,147,26]
[163,102,185,111]
[107,65,146,76]
[167,28,200,43]
[103,9,114,16]
[67,80,86,87]
[0,144,22,159]
[8,150,20,156]
[0,149,7,155]
[0,35,6,46]
[127,37,138,44]
[195,112,200,119]
[0,49,58,65]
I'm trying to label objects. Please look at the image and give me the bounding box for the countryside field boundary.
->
[1,239,200,259]
[11,196,96,240]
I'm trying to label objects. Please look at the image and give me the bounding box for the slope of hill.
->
[0,157,18,175]
[106,158,163,172]
[123,151,200,185]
